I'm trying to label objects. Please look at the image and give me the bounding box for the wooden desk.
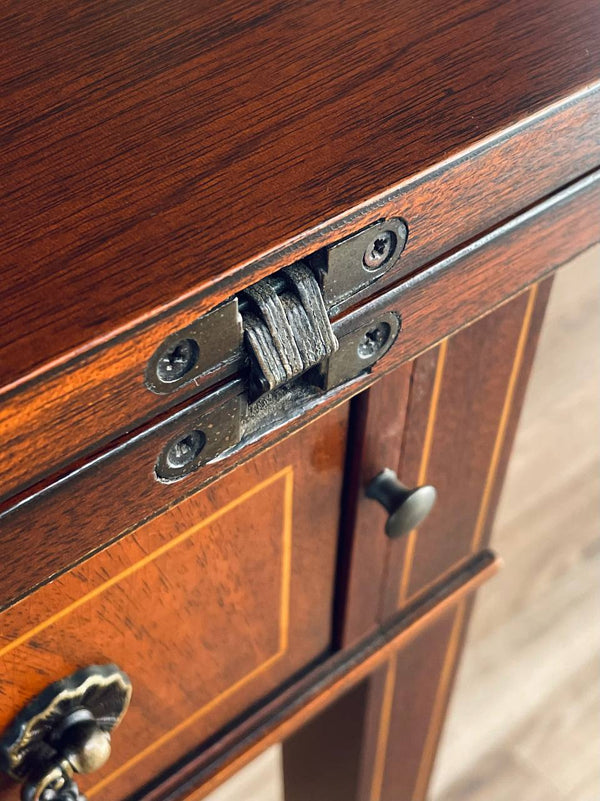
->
[0,1,598,800]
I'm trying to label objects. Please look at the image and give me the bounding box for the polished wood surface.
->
[1,0,598,390]
[1,3,598,799]
[385,280,553,609]
[283,604,473,801]
[189,250,600,801]
[188,268,560,801]
[1,169,597,506]
[338,280,552,646]
[376,602,474,801]
[283,600,475,801]
[337,364,413,647]
[159,271,554,801]
[0,405,348,801]
[283,674,379,801]
[2,173,587,608]
[296,281,554,800]
[142,553,500,801]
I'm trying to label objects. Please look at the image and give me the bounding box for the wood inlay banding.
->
[398,340,448,606]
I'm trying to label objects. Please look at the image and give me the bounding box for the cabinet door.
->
[0,406,349,801]
[341,280,553,646]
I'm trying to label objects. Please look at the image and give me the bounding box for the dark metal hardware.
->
[155,338,199,383]
[153,310,399,481]
[241,263,339,400]
[0,665,132,801]
[315,218,408,305]
[163,430,206,469]
[146,300,243,394]
[155,392,245,482]
[366,468,437,539]
[357,321,393,359]
[320,313,400,390]
[363,229,396,270]
[146,220,410,477]
[145,219,407,398]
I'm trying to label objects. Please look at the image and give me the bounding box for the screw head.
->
[363,230,396,271]
[165,430,206,469]
[156,339,199,383]
[357,322,392,359]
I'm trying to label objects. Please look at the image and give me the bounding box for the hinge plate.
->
[314,217,408,308]
[145,300,242,395]
[147,219,408,477]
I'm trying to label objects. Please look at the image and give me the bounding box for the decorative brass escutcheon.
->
[0,665,132,801]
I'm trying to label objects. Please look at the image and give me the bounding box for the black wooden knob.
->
[366,468,437,539]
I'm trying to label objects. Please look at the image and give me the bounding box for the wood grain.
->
[0,405,348,801]
[335,277,552,643]
[431,246,600,801]
[1,0,598,390]
[377,601,474,801]
[282,675,377,801]
[198,248,599,801]
[136,552,499,801]
[282,601,473,801]
[0,177,595,609]
[336,365,413,648]
[380,280,552,612]
[1,168,598,506]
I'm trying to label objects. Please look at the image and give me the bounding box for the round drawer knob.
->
[0,664,132,801]
[366,468,437,539]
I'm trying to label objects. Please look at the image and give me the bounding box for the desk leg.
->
[282,599,473,801]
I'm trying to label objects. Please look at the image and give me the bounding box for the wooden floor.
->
[206,245,600,801]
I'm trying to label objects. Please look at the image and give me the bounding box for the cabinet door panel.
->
[341,279,553,645]
[386,281,552,612]
[0,406,349,801]
[338,365,413,646]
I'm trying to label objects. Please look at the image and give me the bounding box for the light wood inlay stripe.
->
[398,339,448,606]
[0,467,292,657]
[369,655,398,801]
[470,283,538,553]
[279,467,294,651]
[371,291,536,797]
[0,468,294,796]
[411,600,467,801]
[87,466,295,796]
[400,284,539,608]
[182,558,500,801]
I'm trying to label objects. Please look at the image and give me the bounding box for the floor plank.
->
[432,748,565,801]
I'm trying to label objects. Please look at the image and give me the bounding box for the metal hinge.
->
[240,262,339,399]
[147,219,407,480]
[146,218,407,396]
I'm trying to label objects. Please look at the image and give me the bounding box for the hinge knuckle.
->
[241,263,338,399]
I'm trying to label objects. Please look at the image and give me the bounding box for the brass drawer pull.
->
[366,468,437,539]
[0,665,132,801]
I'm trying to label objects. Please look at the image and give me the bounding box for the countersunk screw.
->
[363,230,396,271]
[357,322,392,359]
[165,430,206,469]
[156,338,199,383]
